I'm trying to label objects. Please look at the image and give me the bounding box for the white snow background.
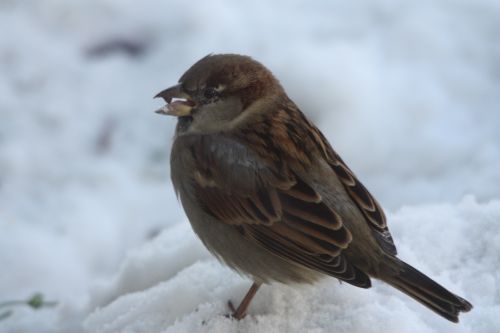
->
[1,0,499,332]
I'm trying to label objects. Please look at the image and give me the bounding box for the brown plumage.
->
[155,54,472,322]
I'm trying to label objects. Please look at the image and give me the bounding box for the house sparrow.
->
[155,54,472,322]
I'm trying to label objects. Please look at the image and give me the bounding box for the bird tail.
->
[383,258,472,323]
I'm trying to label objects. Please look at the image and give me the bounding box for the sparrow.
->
[154,54,472,322]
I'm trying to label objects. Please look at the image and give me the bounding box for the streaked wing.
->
[186,133,371,288]
[303,116,397,255]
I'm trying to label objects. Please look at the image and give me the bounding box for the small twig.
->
[0,301,26,309]
[0,293,58,322]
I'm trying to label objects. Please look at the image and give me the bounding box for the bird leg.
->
[227,282,261,320]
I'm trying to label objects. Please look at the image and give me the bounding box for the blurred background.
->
[1,0,499,332]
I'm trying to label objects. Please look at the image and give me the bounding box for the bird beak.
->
[154,83,196,117]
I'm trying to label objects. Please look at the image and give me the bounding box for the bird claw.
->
[227,300,236,313]
[225,300,246,320]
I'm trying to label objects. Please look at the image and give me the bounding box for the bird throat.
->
[176,116,194,134]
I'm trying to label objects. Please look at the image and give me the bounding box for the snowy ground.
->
[0,0,499,332]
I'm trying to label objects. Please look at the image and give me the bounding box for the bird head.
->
[154,54,283,133]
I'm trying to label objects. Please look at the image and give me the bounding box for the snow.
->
[0,0,499,332]
[81,197,500,333]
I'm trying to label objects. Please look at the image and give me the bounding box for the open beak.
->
[154,83,196,117]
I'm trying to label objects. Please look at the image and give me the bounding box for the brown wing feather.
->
[237,101,396,255]
[245,224,371,288]
[191,137,370,287]
[304,118,397,255]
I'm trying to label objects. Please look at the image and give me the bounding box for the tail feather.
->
[384,259,472,323]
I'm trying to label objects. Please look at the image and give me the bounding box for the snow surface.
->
[1,0,499,332]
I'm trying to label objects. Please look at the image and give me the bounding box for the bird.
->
[154,54,472,323]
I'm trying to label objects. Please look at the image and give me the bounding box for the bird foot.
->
[227,300,236,313]
[225,300,246,320]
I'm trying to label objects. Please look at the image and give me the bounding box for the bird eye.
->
[204,87,219,99]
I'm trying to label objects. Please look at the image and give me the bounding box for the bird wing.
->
[182,133,371,288]
[236,101,397,256]
[304,122,398,255]
[276,101,397,255]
